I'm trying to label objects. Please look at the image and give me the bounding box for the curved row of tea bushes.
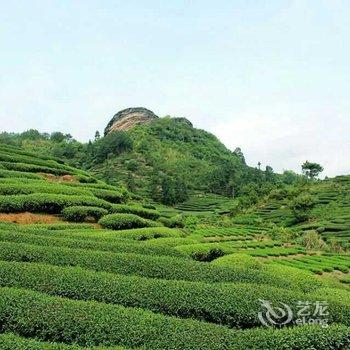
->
[0,261,348,328]
[110,204,160,220]
[0,144,62,162]
[0,241,322,290]
[212,253,322,292]
[89,189,125,203]
[98,213,158,230]
[0,194,112,213]
[0,151,79,174]
[61,206,109,222]
[175,240,283,261]
[0,287,348,350]
[0,231,185,257]
[0,333,115,350]
[0,169,42,179]
[0,182,93,196]
[0,177,125,201]
[0,161,72,175]
[21,225,185,241]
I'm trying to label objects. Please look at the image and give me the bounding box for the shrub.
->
[0,169,42,179]
[288,194,316,222]
[0,230,184,258]
[0,194,111,213]
[98,213,158,230]
[61,206,108,222]
[0,287,348,349]
[0,182,92,196]
[0,241,322,290]
[213,253,264,270]
[91,189,125,203]
[159,215,184,228]
[0,333,91,350]
[0,161,71,176]
[10,224,183,241]
[110,204,160,220]
[300,230,327,250]
[0,261,348,329]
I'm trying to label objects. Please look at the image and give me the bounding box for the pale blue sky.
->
[1,0,349,176]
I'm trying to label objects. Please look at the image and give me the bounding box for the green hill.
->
[0,142,349,348]
[0,112,282,206]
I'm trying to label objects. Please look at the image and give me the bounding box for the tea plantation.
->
[0,144,349,349]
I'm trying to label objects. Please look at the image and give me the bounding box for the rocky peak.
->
[104,107,158,135]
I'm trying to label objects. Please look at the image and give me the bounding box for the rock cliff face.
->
[104,107,158,135]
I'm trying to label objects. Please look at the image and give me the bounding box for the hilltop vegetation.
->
[0,116,292,205]
[0,140,348,349]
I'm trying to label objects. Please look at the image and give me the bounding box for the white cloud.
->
[211,106,350,178]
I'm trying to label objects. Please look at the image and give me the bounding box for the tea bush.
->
[0,194,111,213]
[98,213,158,230]
[0,261,348,328]
[0,287,348,350]
[110,204,160,220]
[0,231,184,257]
[61,206,109,222]
[0,241,322,290]
[91,189,125,203]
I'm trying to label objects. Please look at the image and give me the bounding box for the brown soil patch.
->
[0,212,61,225]
[38,173,78,183]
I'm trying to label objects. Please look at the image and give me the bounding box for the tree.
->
[50,132,66,143]
[173,176,189,203]
[20,129,43,140]
[302,161,324,179]
[233,147,245,163]
[126,173,136,192]
[94,132,133,163]
[265,165,276,183]
[281,170,300,185]
[161,175,176,205]
[288,194,316,223]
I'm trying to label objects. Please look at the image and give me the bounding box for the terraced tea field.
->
[0,145,349,349]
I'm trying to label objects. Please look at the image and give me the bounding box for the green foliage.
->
[0,169,42,179]
[0,182,92,196]
[183,215,199,231]
[110,204,160,220]
[98,213,158,230]
[90,188,126,203]
[0,287,238,349]
[61,206,109,222]
[94,131,133,163]
[0,193,111,213]
[0,333,97,350]
[159,215,184,228]
[289,194,316,222]
[302,161,324,179]
[0,230,184,257]
[0,241,320,289]
[300,230,327,250]
[0,261,348,329]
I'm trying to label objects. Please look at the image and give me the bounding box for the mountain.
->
[1,107,281,205]
[91,107,280,204]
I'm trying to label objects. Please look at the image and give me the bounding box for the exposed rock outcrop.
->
[104,107,158,135]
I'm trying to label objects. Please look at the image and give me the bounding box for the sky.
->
[0,0,349,177]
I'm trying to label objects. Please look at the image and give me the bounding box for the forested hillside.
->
[0,115,297,206]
